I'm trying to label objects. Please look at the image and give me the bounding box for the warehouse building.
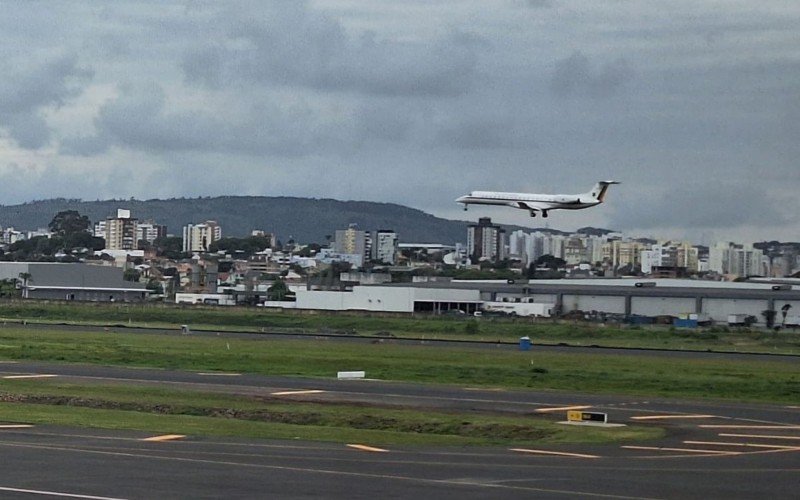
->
[270,278,800,325]
[0,263,148,302]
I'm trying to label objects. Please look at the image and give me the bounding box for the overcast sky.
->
[0,0,797,244]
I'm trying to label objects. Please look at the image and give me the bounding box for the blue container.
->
[673,318,698,328]
[519,336,532,351]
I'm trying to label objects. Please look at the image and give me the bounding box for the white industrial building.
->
[274,286,482,314]
[265,278,800,326]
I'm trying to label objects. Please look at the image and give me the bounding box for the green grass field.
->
[1,300,799,354]
[0,327,797,404]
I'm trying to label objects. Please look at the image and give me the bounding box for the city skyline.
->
[0,1,797,243]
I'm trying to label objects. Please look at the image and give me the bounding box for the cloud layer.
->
[0,0,797,242]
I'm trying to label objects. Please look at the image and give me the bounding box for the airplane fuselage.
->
[456,191,598,210]
[456,181,619,218]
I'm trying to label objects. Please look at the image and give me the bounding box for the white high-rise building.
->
[183,221,222,253]
[372,230,398,264]
[709,242,764,277]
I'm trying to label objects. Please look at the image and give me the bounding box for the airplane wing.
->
[515,201,555,212]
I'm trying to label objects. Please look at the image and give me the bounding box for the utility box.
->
[519,336,531,351]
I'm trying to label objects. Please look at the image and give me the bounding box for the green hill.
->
[0,197,463,244]
[0,196,585,245]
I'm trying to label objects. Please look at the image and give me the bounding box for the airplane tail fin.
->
[587,181,620,202]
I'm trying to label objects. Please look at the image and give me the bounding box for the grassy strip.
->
[0,327,798,404]
[0,380,663,445]
[2,301,800,354]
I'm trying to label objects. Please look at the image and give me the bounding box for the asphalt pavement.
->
[0,360,798,499]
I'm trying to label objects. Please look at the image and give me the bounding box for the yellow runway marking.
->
[142,434,186,442]
[622,445,738,455]
[2,374,58,379]
[464,387,505,392]
[630,414,716,420]
[718,433,800,441]
[535,405,591,413]
[510,448,599,459]
[271,390,326,396]
[684,440,800,450]
[699,425,800,429]
[0,424,33,429]
[347,444,389,453]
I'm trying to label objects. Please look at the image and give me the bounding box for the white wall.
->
[702,298,769,324]
[631,296,696,317]
[561,295,626,314]
[293,286,481,313]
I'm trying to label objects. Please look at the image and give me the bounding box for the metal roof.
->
[378,279,800,301]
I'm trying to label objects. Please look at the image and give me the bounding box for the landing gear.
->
[463,204,468,211]
[542,211,549,218]
[529,210,537,218]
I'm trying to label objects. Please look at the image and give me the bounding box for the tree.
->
[781,304,792,327]
[267,278,289,301]
[153,236,184,259]
[534,254,566,270]
[49,210,91,237]
[123,269,141,282]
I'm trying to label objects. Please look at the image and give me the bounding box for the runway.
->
[0,361,798,498]
[0,423,797,499]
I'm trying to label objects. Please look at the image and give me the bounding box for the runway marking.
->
[0,424,33,429]
[0,361,18,364]
[718,433,800,441]
[509,448,599,459]
[141,434,186,442]
[196,372,241,376]
[622,445,738,456]
[0,486,127,499]
[630,414,716,420]
[699,425,800,429]
[684,440,800,450]
[535,405,591,413]
[786,406,800,409]
[2,374,58,379]
[346,444,389,453]
[463,387,505,392]
[271,389,326,396]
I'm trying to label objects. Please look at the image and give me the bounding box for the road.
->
[0,360,798,499]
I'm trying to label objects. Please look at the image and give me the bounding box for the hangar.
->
[386,279,800,325]
[276,278,800,326]
[0,262,148,302]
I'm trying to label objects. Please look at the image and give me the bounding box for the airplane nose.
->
[455,196,467,203]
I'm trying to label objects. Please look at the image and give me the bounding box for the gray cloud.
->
[610,183,788,231]
[182,3,480,97]
[0,54,92,149]
[0,1,798,242]
[551,51,634,98]
[63,82,357,157]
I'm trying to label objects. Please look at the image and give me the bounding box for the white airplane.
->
[456,181,619,218]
